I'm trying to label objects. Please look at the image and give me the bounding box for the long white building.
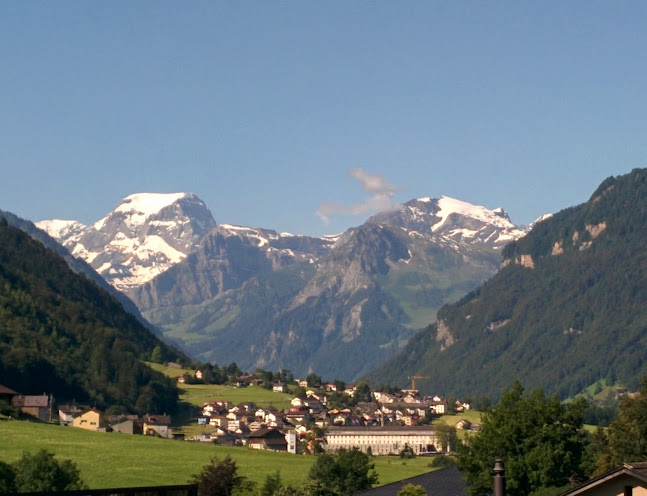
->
[324,426,442,455]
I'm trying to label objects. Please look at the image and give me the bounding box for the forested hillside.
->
[366,168,647,399]
[0,218,180,413]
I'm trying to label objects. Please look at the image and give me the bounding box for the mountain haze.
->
[366,168,647,398]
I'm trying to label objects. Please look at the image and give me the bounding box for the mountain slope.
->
[0,218,180,413]
[126,197,526,380]
[365,168,647,398]
[0,209,162,336]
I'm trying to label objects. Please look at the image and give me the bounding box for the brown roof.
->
[143,414,172,425]
[0,385,18,396]
[559,462,647,495]
[12,395,49,408]
[249,428,286,440]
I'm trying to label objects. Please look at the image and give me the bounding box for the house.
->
[456,419,472,430]
[142,414,172,438]
[0,385,18,403]
[111,418,142,435]
[208,415,229,430]
[58,404,89,426]
[352,466,467,496]
[559,462,647,496]
[248,428,288,451]
[272,383,286,393]
[12,394,51,421]
[248,421,265,431]
[430,399,448,415]
[72,408,106,431]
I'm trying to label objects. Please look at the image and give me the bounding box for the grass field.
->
[145,362,294,411]
[0,420,435,490]
[179,383,293,410]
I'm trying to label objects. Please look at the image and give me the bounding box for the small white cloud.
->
[316,168,400,225]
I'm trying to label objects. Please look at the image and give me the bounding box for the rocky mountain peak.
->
[37,192,216,292]
[368,195,528,249]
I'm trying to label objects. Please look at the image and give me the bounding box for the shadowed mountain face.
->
[366,168,647,399]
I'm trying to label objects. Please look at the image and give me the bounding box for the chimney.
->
[493,459,506,496]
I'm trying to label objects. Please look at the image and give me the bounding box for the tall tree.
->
[455,382,588,496]
[12,449,85,493]
[191,455,254,496]
[309,448,378,495]
[596,377,647,473]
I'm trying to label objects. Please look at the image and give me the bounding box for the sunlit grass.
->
[0,421,434,489]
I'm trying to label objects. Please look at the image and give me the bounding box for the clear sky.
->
[1,2,646,237]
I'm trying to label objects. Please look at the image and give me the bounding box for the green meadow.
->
[0,421,434,489]
[178,383,293,410]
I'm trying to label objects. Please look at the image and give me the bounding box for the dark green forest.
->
[367,168,647,400]
[0,218,180,413]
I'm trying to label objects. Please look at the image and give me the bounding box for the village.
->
[0,369,477,458]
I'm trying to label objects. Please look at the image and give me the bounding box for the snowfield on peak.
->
[94,192,192,230]
[36,219,87,239]
[431,196,515,231]
[40,192,216,292]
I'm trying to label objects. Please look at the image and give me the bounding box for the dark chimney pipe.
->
[493,459,506,496]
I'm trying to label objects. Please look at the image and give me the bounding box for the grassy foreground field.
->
[0,421,435,489]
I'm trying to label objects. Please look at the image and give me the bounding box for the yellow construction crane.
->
[407,376,430,390]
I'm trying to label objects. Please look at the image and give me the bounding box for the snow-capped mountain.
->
[37,193,216,291]
[124,194,532,380]
[39,191,534,380]
[368,196,529,249]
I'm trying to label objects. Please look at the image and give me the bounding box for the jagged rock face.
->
[130,224,332,310]
[37,193,216,291]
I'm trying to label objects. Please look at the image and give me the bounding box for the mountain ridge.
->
[365,168,647,398]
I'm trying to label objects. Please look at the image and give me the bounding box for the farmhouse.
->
[325,425,442,455]
[72,408,106,431]
[11,394,51,421]
[248,428,288,451]
[142,414,172,438]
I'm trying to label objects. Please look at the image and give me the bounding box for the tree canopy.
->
[191,455,254,496]
[10,449,85,493]
[455,382,588,496]
[308,448,378,495]
[596,377,647,473]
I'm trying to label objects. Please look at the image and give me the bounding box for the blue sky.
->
[1,2,646,237]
